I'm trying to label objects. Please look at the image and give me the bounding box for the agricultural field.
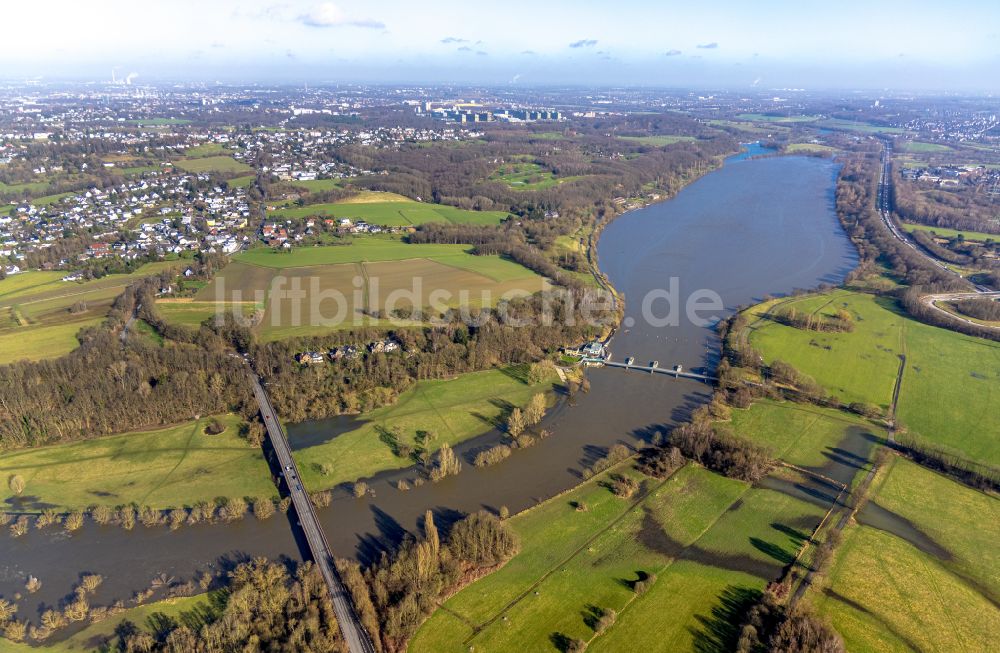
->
[617,135,697,146]
[900,221,999,243]
[171,241,546,339]
[173,155,252,174]
[412,460,830,653]
[744,289,1000,468]
[270,196,508,226]
[808,457,1000,652]
[291,366,559,489]
[0,261,182,364]
[0,415,276,512]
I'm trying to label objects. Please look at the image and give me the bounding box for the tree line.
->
[337,509,518,652]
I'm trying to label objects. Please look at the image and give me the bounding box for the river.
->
[0,147,859,626]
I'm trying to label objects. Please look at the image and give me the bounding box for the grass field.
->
[900,221,999,243]
[809,456,1000,652]
[292,366,559,489]
[174,155,252,174]
[32,191,74,206]
[737,113,822,123]
[745,290,1000,467]
[184,142,229,157]
[412,459,829,653]
[227,174,255,188]
[815,118,909,134]
[0,316,103,364]
[155,298,258,328]
[899,140,953,153]
[618,135,697,146]
[786,142,837,154]
[0,180,51,196]
[270,197,508,226]
[174,241,546,339]
[487,162,584,190]
[727,399,883,483]
[0,262,182,363]
[235,239,475,267]
[0,415,276,512]
[0,592,218,652]
[746,291,904,409]
[291,178,344,192]
[896,319,1000,466]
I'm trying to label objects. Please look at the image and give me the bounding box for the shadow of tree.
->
[689,585,761,653]
[750,537,794,566]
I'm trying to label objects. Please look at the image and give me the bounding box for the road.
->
[875,142,999,331]
[249,371,377,653]
[877,142,991,291]
[919,290,1000,331]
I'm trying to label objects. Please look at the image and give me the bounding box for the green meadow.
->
[815,118,909,134]
[487,161,584,190]
[727,399,884,481]
[412,460,828,653]
[899,140,953,153]
[785,142,837,154]
[0,415,276,511]
[184,142,229,157]
[291,178,344,192]
[126,118,191,126]
[746,291,904,409]
[745,290,1000,467]
[270,198,508,226]
[174,155,252,174]
[809,457,1000,652]
[0,262,182,363]
[618,135,697,146]
[292,366,559,489]
[737,113,822,123]
[233,239,529,279]
[901,221,999,243]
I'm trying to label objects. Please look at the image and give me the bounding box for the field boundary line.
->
[587,472,762,647]
[460,467,678,643]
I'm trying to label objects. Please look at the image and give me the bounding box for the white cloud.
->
[299,2,384,29]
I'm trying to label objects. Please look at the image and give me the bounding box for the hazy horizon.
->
[6,0,1000,92]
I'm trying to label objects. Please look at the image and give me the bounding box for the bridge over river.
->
[250,370,377,653]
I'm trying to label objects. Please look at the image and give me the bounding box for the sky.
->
[4,0,1000,90]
